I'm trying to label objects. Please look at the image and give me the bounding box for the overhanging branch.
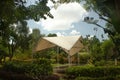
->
[94,10,112,24]
[99,15,112,24]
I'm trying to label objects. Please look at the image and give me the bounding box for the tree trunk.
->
[9,42,14,61]
[9,40,14,61]
[114,0,120,20]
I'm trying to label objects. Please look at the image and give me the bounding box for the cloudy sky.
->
[27,0,108,40]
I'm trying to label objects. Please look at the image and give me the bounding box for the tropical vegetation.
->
[0,0,120,80]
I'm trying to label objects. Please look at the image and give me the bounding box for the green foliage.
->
[66,65,120,79]
[33,50,54,59]
[33,48,68,64]
[26,58,53,79]
[89,36,101,53]
[47,33,57,37]
[0,0,52,23]
[88,37,115,62]
[3,61,27,73]
[75,76,120,80]
[88,36,103,62]
[59,0,120,59]
[14,50,32,60]
[94,60,106,66]
[16,21,31,52]
[0,0,53,61]
[82,37,117,64]
[101,40,114,60]
[30,28,41,49]
[79,53,91,64]
[94,60,120,66]
[58,52,68,64]
[31,29,41,41]
[2,58,53,79]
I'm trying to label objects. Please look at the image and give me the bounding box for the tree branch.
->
[94,10,112,24]
[99,15,112,24]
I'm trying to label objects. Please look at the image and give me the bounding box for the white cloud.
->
[88,35,94,39]
[56,32,64,36]
[56,32,67,36]
[47,0,54,8]
[41,2,88,31]
[70,29,80,35]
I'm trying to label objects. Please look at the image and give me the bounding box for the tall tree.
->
[16,21,30,52]
[89,36,102,62]
[31,29,41,42]
[0,0,53,61]
[29,28,42,53]
[101,40,114,61]
[57,0,120,61]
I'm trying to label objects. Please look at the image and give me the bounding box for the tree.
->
[16,21,30,52]
[57,0,120,63]
[89,36,103,62]
[0,0,52,41]
[82,35,102,63]
[101,40,114,61]
[82,0,120,64]
[57,0,120,35]
[30,28,42,52]
[31,29,41,41]
[47,33,57,37]
[82,35,91,52]
[0,0,53,61]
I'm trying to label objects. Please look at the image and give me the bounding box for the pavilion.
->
[34,36,84,65]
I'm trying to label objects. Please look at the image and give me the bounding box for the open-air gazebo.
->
[34,36,84,65]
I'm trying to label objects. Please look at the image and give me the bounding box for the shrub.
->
[3,61,27,73]
[31,58,53,77]
[65,65,120,79]
[94,60,106,66]
[79,53,91,64]
[2,58,53,79]
[75,76,120,80]
[94,60,119,66]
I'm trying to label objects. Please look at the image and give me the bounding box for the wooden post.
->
[78,53,80,65]
[68,54,71,67]
[57,46,59,68]
[115,58,117,65]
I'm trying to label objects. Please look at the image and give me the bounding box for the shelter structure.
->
[34,36,84,65]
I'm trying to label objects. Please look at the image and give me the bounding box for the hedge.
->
[65,65,120,79]
[75,76,120,80]
[1,58,53,79]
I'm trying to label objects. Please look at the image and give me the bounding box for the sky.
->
[27,0,108,41]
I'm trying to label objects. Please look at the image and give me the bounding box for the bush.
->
[31,58,53,77]
[65,65,120,79]
[2,58,53,79]
[94,60,106,66]
[75,76,120,80]
[94,60,119,66]
[3,61,27,73]
[79,53,91,64]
